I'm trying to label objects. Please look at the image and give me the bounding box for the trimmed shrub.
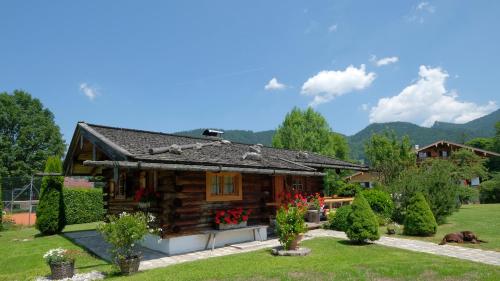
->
[64,188,104,225]
[36,156,66,235]
[403,193,437,236]
[346,193,380,243]
[361,189,394,221]
[327,205,352,231]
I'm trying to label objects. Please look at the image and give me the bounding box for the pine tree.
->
[403,193,437,236]
[35,156,66,234]
[346,193,380,243]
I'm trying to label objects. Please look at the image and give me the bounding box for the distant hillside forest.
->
[176,109,500,161]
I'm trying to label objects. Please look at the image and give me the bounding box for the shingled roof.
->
[64,122,367,176]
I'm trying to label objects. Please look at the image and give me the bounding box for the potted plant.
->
[307,193,324,223]
[215,208,251,230]
[97,212,149,275]
[43,248,76,279]
[276,206,307,250]
[134,187,160,209]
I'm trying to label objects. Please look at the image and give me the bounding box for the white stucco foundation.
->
[141,226,268,255]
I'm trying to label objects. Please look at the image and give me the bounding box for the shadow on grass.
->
[337,240,375,246]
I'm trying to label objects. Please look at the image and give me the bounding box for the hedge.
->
[63,188,104,225]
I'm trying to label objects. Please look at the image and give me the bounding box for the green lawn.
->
[1,216,500,281]
[107,238,500,281]
[382,204,500,251]
[0,223,114,281]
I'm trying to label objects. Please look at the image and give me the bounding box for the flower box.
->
[217,221,247,230]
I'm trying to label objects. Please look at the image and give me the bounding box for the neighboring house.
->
[415,140,500,186]
[64,177,94,188]
[63,122,367,255]
[344,171,378,188]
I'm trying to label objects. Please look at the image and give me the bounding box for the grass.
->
[106,238,500,281]
[0,222,114,281]
[382,204,500,251]
[1,205,500,280]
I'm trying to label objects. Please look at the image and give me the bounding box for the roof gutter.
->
[303,162,369,171]
[83,160,326,176]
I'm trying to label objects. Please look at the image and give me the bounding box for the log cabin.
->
[63,122,367,254]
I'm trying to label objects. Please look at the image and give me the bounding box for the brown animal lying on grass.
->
[439,231,487,245]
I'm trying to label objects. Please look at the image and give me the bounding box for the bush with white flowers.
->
[43,248,74,265]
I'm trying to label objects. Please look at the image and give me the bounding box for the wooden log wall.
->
[161,171,273,235]
[102,168,325,237]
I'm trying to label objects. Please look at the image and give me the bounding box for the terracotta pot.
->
[118,256,141,275]
[289,234,304,250]
[50,260,75,280]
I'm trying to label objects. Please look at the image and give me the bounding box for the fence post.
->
[28,175,33,226]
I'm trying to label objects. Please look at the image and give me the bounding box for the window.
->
[418,152,427,159]
[440,151,448,158]
[206,172,242,201]
[291,176,305,192]
[116,172,127,199]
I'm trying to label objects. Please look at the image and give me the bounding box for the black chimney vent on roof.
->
[202,129,224,138]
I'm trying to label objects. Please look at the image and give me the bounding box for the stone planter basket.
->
[49,261,75,280]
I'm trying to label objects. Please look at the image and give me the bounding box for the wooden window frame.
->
[206,172,243,201]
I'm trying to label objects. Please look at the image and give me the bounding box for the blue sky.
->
[1,1,499,143]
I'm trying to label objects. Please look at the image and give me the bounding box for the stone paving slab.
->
[65,229,500,272]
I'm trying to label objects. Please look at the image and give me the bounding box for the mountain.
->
[175,128,275,146]
[348,109,500,160]
[175,109,500,160]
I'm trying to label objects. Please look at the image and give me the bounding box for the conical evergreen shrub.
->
[346,192,380,243]
[36,156,66,235]
[403,192,437,236]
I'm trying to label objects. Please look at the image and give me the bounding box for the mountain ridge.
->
[175,109,500,160]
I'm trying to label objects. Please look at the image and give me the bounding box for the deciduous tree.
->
[0,90,65,180]
[364,132,415,185]
[272,107,349,159]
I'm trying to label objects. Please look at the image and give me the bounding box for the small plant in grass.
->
[276,206,307,250]
[403,193,437,236]
[97,212,149,274]
[346,193,380,243]
[386,220,401,235]
[327,205,352,231]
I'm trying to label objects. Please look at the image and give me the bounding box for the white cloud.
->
[408,1,436,23]
[417,2,435,13]
[79,83,99,101]
[301,64,376,107]
[328,24,338,33]
[369,65,498,126]
[371,56,399,67]
[264,78,286,91]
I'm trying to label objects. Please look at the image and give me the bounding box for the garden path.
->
[64,229,500,271]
